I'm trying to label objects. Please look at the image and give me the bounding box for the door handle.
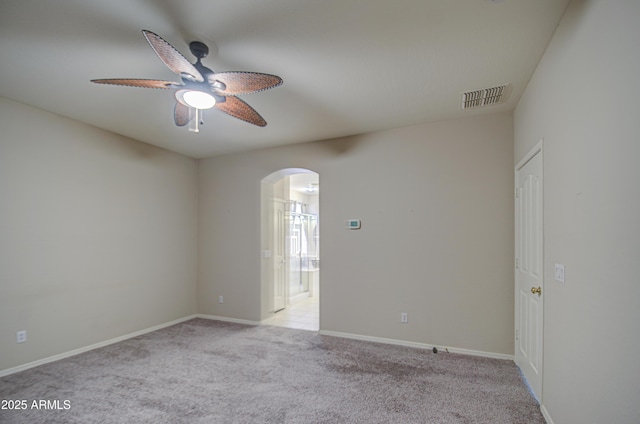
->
[531,286,542,296]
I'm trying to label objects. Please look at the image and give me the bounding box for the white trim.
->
[1,315,515,378]
[540,405,553,424]
[319,330,514,361]
[197,314,261,326]
[0,315,197,378]
[516,138,543,171]
[289,291,311,304]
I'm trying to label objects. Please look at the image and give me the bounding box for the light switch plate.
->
[554,264,565,283]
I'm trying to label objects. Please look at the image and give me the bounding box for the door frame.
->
[272,197,286,312]
[514,139,544,400]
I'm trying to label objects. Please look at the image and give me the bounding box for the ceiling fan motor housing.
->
[189,41,209,59]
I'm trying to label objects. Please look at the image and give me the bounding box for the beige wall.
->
[514,1,640,422]
[0,98,198,372]
[1,91,513,371]
[199,112,514,355]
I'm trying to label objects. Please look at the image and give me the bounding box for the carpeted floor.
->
[0,318,545,423]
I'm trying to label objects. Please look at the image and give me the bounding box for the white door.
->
[273,200,286,312]
[515,144,543,400]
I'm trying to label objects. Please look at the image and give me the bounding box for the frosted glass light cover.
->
[182,90,216,109]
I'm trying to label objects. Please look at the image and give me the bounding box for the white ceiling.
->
[0,0,569,159]
[290,172,319,196]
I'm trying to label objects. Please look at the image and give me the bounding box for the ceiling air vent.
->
[461,84,511,109]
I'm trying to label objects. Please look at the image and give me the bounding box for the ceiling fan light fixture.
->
[176,89,216,109]
[92,30,281,127]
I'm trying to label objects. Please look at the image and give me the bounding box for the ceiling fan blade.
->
[215,96,267,127]
[91,79,180,89]
[174,101,192,126]
[209,72,283,95]
[142,30,204,82]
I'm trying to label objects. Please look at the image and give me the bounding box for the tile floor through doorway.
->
[265,293,319,331]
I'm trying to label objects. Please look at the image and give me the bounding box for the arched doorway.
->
[261,168,319,331]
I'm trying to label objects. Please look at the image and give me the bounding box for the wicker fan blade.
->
[209,72,282,95]
[174,101,192,127]
[216,96,267,127]
[142,30,204,82]
[91,79,179,89]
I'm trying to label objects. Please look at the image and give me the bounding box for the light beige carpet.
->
[0,319,545,423]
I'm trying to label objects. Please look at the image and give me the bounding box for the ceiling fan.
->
[92,30,282,131]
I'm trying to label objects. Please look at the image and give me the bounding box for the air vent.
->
[461,84,511,109]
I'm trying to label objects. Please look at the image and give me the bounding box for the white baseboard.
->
[1,315,514,378]
[197,314,261,326]
[540,405,553,424]
[0,315,197,378]
[204,315,513,361]
[289,291,311,304]
[319,330,514,361]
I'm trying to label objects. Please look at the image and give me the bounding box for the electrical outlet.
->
[16,330,27,343]
[555,264,565,283]
[218,296,224,304]
[401,313,408,323]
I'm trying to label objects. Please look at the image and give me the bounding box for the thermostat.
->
[346,219,361,229]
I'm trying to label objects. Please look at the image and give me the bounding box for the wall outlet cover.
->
[554,264,565,283]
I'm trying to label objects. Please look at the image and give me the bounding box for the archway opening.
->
[261,168,319,331]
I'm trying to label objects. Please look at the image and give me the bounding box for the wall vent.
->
[461,84,511,109]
